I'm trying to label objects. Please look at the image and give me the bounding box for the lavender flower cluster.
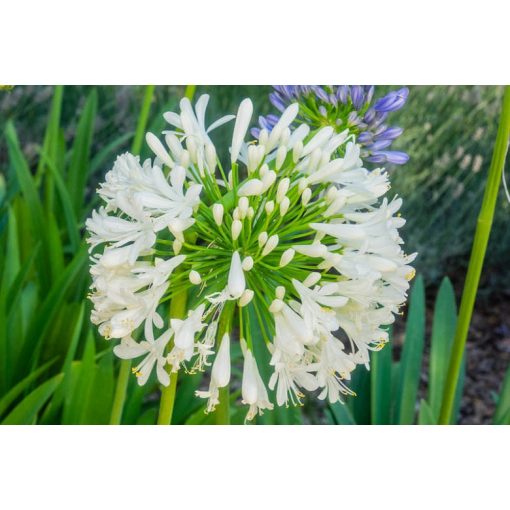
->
[253,86,409,165]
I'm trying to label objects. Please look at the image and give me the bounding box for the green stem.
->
[109,359,131,425]
[184,85,196,100]
[131,85,155,154]
[215,301,235,425]
[157,288,188,425]
[439,86,510,424]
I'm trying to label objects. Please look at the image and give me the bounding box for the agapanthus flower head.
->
[253,85,410,165]
[86,92,415,422]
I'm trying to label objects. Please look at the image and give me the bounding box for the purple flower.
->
[256,85,410,165]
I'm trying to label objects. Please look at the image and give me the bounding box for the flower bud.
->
[279,196,290,217]
[259,129,269,146]
[276,145,287,170]
[231,99,253,164]
[239,289,255,307]
[261,170,276,191]
[298,177,308,192]
[232,220,242,240]
[238,196,249,217]
[293,140,303,162]
[258,231,268,247]
[173,239,183,255]
[179,149,190,168]
[242,256,254,271]
[303,272,321,287]
[269,299,284,314]
[189,270,201,285]
[265,200,275,214]
[205,144,217,173]
[212,203,224,226]
[262,234,279,256]
[301,188,312,206]
[275,286,286,300]
[247,207,254,219]
[279,248,295,267]
[259,163,269,177]
[228,251,246,298]
[238,178,264,197]
[276,178,290,203]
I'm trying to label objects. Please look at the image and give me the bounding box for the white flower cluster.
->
[87,93,415,421]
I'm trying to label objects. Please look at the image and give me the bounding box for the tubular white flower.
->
[241,346,274,421]
[196,333,231,412]
[231,98,253,164]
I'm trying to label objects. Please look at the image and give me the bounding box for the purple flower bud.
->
[366,153,387,163]
[377,126,404,140]
[250,127,261,138]
[336,86,349,104]
[329,93,338,106]
[269,92,286,112]
[311,86,330,103]
[258,115,277,131]
[366,139,393,151]
[351,85,364,110]
[374,87,409,112]
[373,150,409,164]
[364,86,375,106]
[319,106,328,117]
[357,132,373,144]
[363,108,376,124]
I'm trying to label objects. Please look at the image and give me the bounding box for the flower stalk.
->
[157,286,188,425]
[439,86,510,424]
[109,359,131,424]
[215,301,235,425]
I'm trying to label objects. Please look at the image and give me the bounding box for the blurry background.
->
[0,85,508,424]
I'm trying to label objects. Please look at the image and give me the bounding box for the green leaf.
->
[67,89,97,216]
[428,278,457,421]
[62,332,96,424]
[0,359,57,420]
[395,275,426,424]
[370,327,393,425]
[2,373,63,425]
[418,399,436,425]
[494,364,510,424]
[5,121,50,291]
[348,366,371,424]
[40,150,80,252]
[84,350,114,424]
[14,245,88,381]
[328,401,356,425]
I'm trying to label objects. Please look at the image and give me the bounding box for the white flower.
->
[196,333,231,413]
[167,304,206,372]
[113,331,172,386]
[241,344,273,421]
[231,98,253,164]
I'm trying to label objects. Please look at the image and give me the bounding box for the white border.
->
[1,426,508,509]
[1,0,509,84]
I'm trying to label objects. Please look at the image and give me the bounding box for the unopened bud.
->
[189,270,201,285]
[262,234,279,256]
[232,220,242,240]
[279,248,295,267]
[212,203,224,226]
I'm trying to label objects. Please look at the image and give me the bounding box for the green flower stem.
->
[109,359,131,425]
[439,86,510,425]
[157,288,188,425]
[131,85,155,154]
[216,301,235,425]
